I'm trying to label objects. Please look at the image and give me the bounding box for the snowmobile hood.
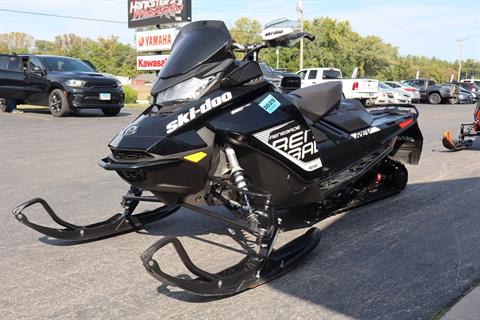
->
[150,21,235,96]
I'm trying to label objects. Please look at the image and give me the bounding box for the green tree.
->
[230,17,262,46]
[0,32,34,53]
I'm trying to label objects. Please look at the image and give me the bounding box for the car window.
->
[380,82,393,90]
[43,56,95,72]
[28,57,44,72]
[308,70,318,80]
[387,82,399,88]
[415,80,425,86]
[428,80,435,86]
[0,55,22,72]
[296,70,307,80]
[323,69,341,79]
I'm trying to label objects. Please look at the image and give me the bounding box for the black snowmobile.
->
[442,102,480,151]
[13,21,423,297]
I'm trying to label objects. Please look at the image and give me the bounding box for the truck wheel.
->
[0,98,6,112]
[448,97,459,104]
[363,98,375,108]
[428,93,442,105]
[49,89,71,117]
[102,107,121,116]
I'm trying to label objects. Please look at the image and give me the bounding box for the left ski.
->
[12,190,179,242]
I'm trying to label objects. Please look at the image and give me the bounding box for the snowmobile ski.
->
[13,188,179,242]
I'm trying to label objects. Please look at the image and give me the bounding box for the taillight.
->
[352,82,359,91]
[399,119,414,128]
[405,88,416,92]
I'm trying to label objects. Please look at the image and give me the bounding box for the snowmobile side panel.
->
[391,122,423,164]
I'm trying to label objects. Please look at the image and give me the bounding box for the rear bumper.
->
[347,91,380,100]
[66,87,124,109]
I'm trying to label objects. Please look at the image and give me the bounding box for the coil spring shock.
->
[224,146,258,228]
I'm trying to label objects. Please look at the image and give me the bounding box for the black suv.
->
[0,54,124,116]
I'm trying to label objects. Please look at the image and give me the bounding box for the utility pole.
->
[457,38,468,81]
[297,0,304,70]
[276,47,280,70]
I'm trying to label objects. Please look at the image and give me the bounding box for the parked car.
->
[259,63,301,93]
[378,82,411,104]
[295,67,380,106]
[457,82,479,102]
[0,54,124,117]
[383,81,420,102]
[458,87,475,104]
[402,78,459,105]
[461,78,480,87]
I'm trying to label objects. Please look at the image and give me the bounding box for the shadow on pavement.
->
[20,175,480,319]
[144,177,480,319]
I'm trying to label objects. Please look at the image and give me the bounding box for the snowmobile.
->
[13,21,423,297]
[442,102,480,151]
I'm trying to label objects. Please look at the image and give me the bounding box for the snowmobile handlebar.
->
[234,31,315,61]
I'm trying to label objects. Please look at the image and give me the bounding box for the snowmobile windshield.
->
[157,20,233,79]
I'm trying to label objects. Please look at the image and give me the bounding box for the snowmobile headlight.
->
[156,74,219,105]
[66,79,86,87]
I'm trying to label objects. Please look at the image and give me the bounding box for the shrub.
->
[123,85,138,104]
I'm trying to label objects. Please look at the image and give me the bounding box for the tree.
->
[0,32,34,53]
[230,17,262,46]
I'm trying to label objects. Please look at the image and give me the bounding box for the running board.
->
[141,227,321,296]
[12,198,179,242]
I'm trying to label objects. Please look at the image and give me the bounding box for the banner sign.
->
[128,0,192,28]
[136,28,177,52]
[137,54,169,71]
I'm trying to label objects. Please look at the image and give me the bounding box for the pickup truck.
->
[402,78,459,105]
[259,63,301,93]
[296,68,379,106]
[0,54,125,116]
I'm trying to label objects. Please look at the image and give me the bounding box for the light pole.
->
[297,0,304,70]
[457,38,468,81]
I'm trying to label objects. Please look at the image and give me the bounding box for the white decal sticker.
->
[254,121,322,172]
[350,127,381,139]
[166,92,232,134]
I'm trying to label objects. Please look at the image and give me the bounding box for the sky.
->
[1,0,479,62]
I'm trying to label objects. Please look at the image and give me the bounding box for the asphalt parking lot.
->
[1,104,479,320]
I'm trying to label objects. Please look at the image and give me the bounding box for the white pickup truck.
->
[296,68,380,106]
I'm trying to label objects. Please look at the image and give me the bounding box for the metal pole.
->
[457,38,468,82]
[276,47,280,70]
[298,0,304,70]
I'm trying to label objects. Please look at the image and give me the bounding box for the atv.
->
[13,21,423,297]
[442,102,480,151]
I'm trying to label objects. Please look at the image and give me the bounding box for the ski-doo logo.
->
[166,92,233,134]
[350,127,380,139]
[123,125,138,136]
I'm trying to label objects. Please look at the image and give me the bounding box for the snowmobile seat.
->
[322,99,374,133]
[288,82,343,122]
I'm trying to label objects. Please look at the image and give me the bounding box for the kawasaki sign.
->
[136,55,169,71]
[128,0,192,28]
